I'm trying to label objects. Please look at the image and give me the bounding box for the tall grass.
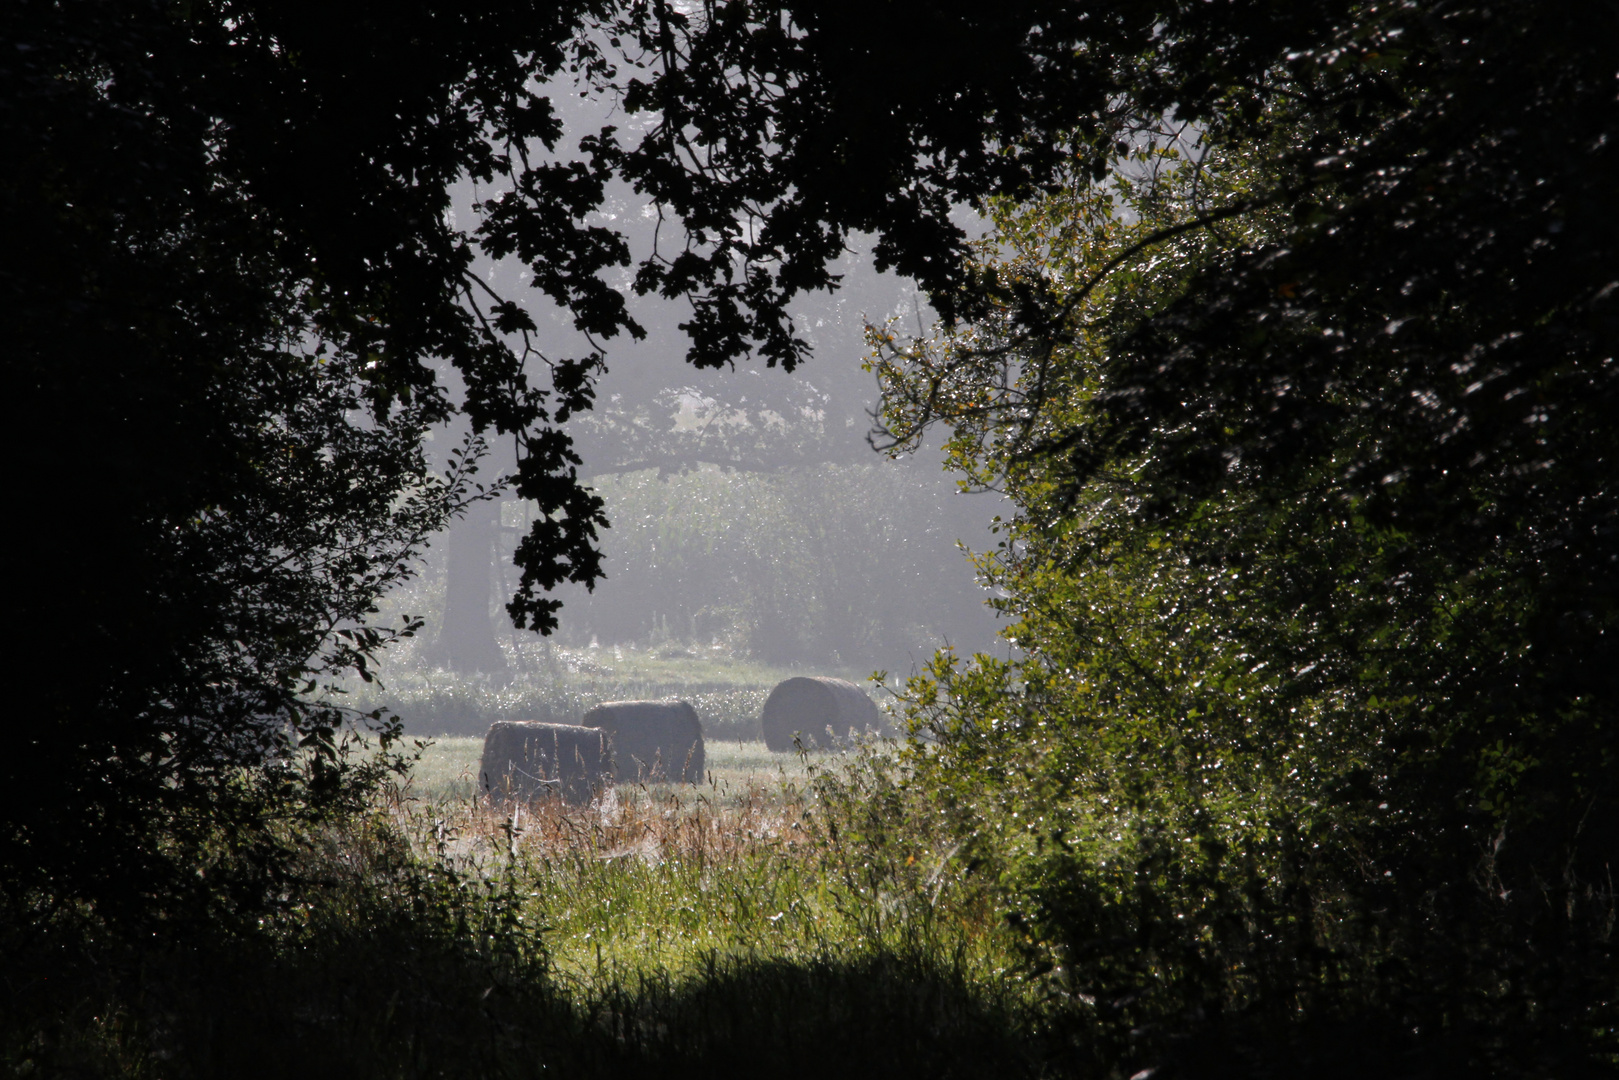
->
[386,745,1011,984]
[3,744,1043,1079]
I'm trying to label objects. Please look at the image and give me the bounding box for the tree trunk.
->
[427,500,508,676]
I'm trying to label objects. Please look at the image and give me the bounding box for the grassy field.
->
[374,653,932,990]
[7,662,1034,1078]
[384,720,995,987]
[381,735,1012,994]
[5,743,1034,1079]
[347,640,890,743]
[398,736,817,804]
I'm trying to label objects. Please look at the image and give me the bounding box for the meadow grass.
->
[5,667,1037,1078]
[2,738,1040,1079]
[384,739,1016,993]
[399,736,816,803]
[346,639,888,742]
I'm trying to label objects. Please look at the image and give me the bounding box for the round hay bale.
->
[582,700,705,784]
[759,677,882,752]
[478,721,609,805]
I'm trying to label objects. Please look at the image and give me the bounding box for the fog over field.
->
[396,82,1005,696]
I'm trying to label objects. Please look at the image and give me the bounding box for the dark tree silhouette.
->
[427,500,511,677]
[7,11,1614,1034]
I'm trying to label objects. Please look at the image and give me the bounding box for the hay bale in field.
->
[759,676,883,752]
[582,700,705,784]
[478,722,609,805]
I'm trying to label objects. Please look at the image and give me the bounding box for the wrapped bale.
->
[478,722,609,805]
[760,677,883,752]
[582,700,705,784]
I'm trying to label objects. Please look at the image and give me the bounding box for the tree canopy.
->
[5,9,1615,1054]
[1,0,1189,906]
[868,0,1618,1070]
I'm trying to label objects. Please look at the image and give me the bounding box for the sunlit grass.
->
[345,640,887,742]
[8,730,1027,1078]
[381,752,1014,996]
[398,737,819,804]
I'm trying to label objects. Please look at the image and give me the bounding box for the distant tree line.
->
[540,462,999,669]
[413,459,1000,677]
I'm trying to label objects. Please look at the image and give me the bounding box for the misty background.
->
[365,78,1005,731]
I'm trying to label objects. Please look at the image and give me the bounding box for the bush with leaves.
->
[872,5,1619,1069]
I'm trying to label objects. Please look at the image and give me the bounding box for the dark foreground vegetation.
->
[4,0,1616,1075]
[3,760,1041,1079]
